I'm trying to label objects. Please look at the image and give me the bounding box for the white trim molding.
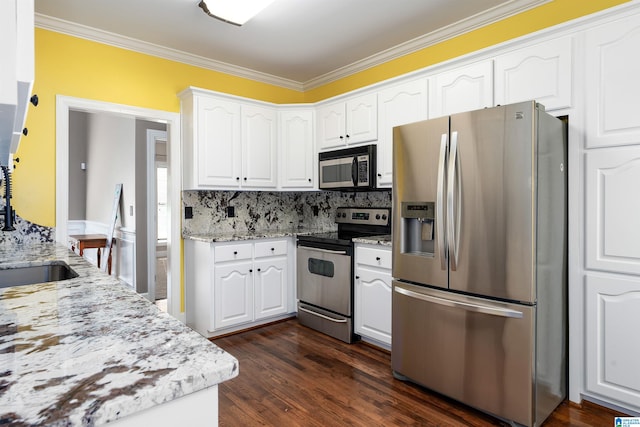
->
[55,95,184,323]
[35,0,548,92]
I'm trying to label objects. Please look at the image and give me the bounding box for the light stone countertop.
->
[352,234,393,247]
[183,226,335,243]
[0,243,238,426]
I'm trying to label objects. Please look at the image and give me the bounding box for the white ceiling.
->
[34,0,546,90]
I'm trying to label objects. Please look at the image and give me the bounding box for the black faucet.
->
[1,166,15,231]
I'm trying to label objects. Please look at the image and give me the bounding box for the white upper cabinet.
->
[585,13,640,148]
[377,78,428,187]
[195,95,242,188]
[0,0,34,166]
[279,109,315,189]
[495,36,573,111]
[585,146,640,276]
[180,89,278,190]
[241,104,277,188]
[429,60,493,118]
[316,93,377,151]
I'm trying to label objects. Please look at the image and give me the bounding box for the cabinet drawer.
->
[214,243,252,262]
[356,246,391,269]
[255,240,288,258]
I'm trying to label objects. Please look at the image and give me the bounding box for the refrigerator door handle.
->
[436,133,448,270]
[394,286,524,319]
[447,131,461,271]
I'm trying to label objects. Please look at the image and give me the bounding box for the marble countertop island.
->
[0,243,238,426]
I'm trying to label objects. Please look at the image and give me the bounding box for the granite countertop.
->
[0,243,238,426]
[352,234,392,246]
[183,226,335,243]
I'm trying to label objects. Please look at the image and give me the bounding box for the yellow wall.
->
[15,0,628,226]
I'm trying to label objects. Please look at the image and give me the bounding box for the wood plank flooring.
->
[213,319,625,426]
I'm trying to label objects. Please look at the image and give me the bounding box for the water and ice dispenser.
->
[400,202,436,255]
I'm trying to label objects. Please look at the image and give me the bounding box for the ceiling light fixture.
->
[198,0,275,26]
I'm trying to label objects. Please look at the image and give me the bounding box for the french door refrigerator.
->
[391,101,567,427]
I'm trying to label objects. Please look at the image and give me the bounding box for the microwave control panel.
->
[357,155,369,185]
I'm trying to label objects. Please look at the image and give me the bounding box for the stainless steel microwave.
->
[318,145,377,191]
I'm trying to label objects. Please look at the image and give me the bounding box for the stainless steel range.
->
[296,207,391,343]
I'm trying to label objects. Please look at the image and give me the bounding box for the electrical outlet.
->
[185,206,193,219]
[227,206,235,217]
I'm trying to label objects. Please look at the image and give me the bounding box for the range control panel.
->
[335,207,391,226]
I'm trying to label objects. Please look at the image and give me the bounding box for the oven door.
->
[296,243,352,316]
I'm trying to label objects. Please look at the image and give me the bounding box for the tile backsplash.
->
[182,190,392,236]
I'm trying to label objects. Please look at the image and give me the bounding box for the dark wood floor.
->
[213,319,624,426]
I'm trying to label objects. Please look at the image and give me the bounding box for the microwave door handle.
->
[351,156,358,186]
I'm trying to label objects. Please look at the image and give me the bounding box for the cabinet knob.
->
[257,268,261,272]
[236,177,240,181]
[308,178,311,182]
[377,173,382,177]
[345,134,350,138]
[355,275,360,279]
[376,257,381,261]
[339,135,344,140]
[233,251,238,255]
[249,269,253,273]
[22,128,28,136]
[244,177,247,181]
[30,94,39,106]
[271,247,275,251]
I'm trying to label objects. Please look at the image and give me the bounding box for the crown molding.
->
[303,0,549,90]
[35,13,305,92]
[36,0,548,92]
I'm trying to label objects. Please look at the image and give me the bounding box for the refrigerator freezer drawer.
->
[391,281,535,426]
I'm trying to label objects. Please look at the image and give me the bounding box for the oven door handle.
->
[298,306,348,323]
[298,246,348,256]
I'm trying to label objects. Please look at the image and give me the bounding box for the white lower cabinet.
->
[354,244,392,348]
[585,273,640,412]
[185,238,294,338]
[213,258,253,330]
[254,257,288,320]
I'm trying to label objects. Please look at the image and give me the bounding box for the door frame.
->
[55,95,184,322]
[146,129,167,303]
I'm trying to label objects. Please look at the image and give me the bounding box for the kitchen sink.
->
[0,262,79,289]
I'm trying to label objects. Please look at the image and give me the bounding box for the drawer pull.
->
[233,251,238,255]
[271,247,275,251]
[376,257,381,261]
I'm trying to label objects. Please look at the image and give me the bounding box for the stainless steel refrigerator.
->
[391,101,567,427]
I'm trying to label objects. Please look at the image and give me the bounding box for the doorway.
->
[55,96,183,322]
[146,129,168,309]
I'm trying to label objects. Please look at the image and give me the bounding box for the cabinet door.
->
[586,147,640,275]
[254,257,288,320]
[377,78,429,187]
[316,102,346,150]
[241,104,277,188]
[495,36,572,111]
[346,93,377,145]
[213,260,253,329]
[355,265,392,346]
[196,96,241,187]
[585,273,640,411]
[430,60,493,118]
[585,14,640,148]
[279,109,314,189]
